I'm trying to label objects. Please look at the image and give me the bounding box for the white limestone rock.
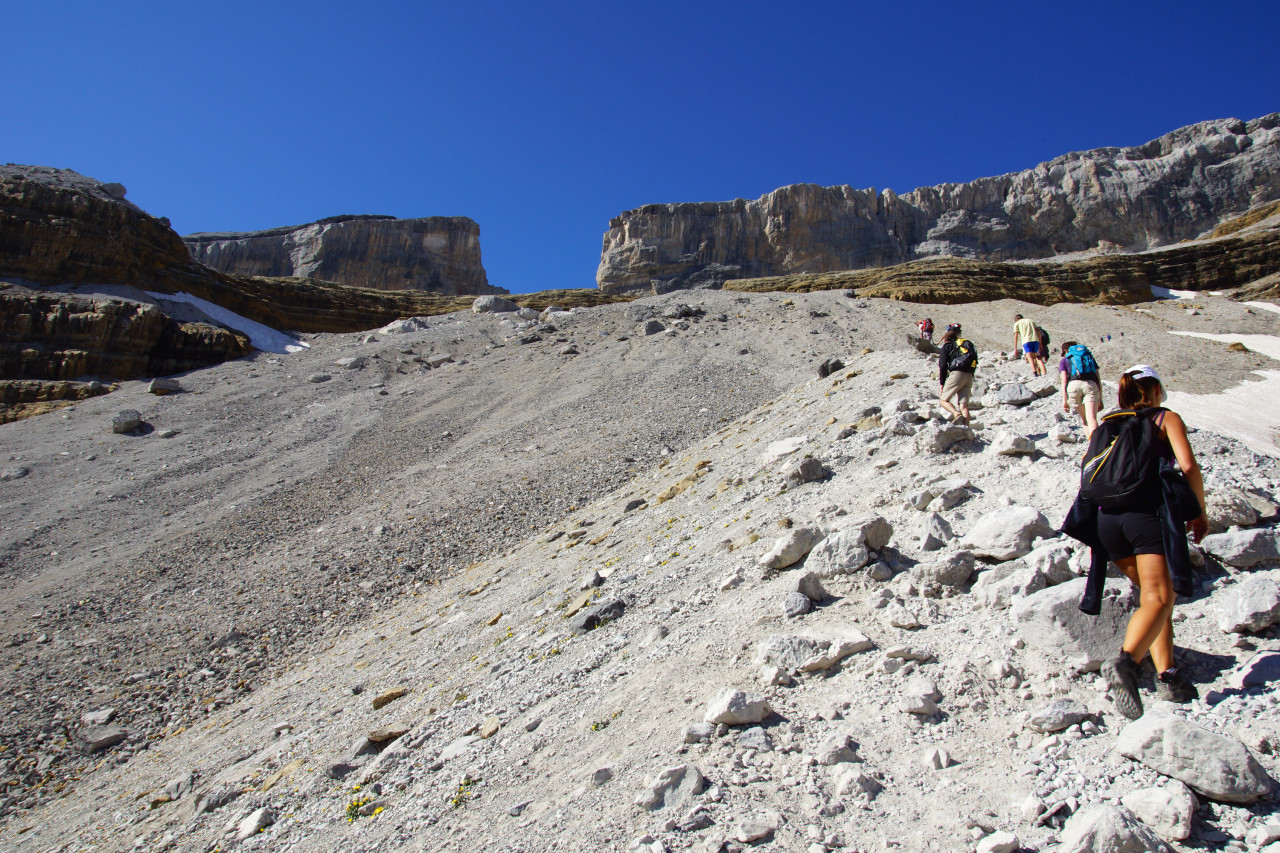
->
[1057,804,1172,853]
[988,430,1036,456]
[960,506,1055,561]
[1117,709,1271,803]
[634,763,704,811]
[704,689,770,725]
[1201,527,1280,567]
[1121,781,1197,841]
[1216,576,1280,633]
[759,526,825,569]
[1012,578,1135,671]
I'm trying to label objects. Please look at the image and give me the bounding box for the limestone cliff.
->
[0,166,620,350]
[597,114,1280,294]
[185,215,503,296]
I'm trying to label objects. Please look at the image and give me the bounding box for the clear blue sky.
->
[5,1,1277,294]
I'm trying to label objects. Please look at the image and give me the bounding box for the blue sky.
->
[5,1,1277,294]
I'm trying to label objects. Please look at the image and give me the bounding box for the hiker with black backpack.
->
[937,323,977,426]
[1061,365,1208,720]
[1058,341,1103,437]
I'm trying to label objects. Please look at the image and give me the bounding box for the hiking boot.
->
[1156,668,1198,703]
[1103,653,1144,720]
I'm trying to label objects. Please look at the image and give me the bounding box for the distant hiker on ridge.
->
[1058,340,1102,437]
[937,323,976,426]
[1013,313,1045,376]
[917,317,934,342]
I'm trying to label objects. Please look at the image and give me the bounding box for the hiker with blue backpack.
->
[1061,365,1208,720]
[1058,341,1103,437]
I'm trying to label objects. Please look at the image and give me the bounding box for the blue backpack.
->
[1065,344,1098,378]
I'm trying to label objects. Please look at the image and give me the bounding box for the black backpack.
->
[1080,408,1164,508]
[947,338,978,371]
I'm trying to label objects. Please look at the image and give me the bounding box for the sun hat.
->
[1124,364,1168,402]
[1124,364,1162,382]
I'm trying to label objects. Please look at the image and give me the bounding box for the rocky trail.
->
[2,289,1280,852]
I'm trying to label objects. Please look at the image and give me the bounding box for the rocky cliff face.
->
[185,215,504,296]
[0,287,250,382]
[597,114,1280,294]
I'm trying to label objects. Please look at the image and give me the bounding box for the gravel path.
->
[1,288,1277,850]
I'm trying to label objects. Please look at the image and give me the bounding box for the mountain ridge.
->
[597,114,1280,294]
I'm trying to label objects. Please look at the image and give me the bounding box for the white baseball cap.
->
[1124,364,1167,402]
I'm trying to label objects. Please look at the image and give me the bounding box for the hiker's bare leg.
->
[1084,400,1101,435]
[1116,554,1175,672]
[939,399,959,419]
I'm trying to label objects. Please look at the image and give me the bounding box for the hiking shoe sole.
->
[1103,655,1144,720]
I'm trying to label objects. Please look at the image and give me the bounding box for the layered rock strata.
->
[0,288,250,380]
[1,166,630,366]
[597,114,1280,294]
[723,223,1280,304]
[185,215,503,296]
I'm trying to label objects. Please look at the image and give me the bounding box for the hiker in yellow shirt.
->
[1013,314,1046,376]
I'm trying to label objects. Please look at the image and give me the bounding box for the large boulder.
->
[988,430,1036,456]
[753,630,874,674]
[1216,577,1280,633]
[472,295,520,313]
[971,563,1048,609]
[911,551,975,588]
[704,689,770,725]
[634,764,704,811]
[759,526,825,570]
[913,423,975,455]
[1057,804,1173,853]
[1012,578,1135,671]
[1200,528,1280,567]
[1117,709,1272,803]
[1206,487,1261,532]
[993,384,1035,406]
[960,506,1055,561]
[805,530,870,577]
[1121,782,1197,841]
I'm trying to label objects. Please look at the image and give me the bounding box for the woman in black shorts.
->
[1100,365,1208,718]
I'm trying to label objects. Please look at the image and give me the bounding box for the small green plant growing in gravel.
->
[590,710,622,732]
[345,785,374,823]
[450,776,478,809]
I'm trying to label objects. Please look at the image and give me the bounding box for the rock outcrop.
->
[185,215,504,296]
[722,224,1280,304]
[597,114,1280,294]
[0,287,249,381]
[0,167,628,335]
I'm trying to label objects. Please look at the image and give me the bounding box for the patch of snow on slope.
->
[1167,331,1280,457]
[146,291,309,354]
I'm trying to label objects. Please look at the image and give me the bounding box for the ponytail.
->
[1118,372,1162,408]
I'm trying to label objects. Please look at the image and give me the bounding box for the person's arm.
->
[1162,410,1208,541]
[1060,368,1070,411]
[938,346,949,386]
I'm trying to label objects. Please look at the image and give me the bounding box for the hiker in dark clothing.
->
[1066,365,1207,720]
[937,324,976,426]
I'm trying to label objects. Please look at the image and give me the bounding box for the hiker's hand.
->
[1188,515,1208,544]
[1062,399,1070,413]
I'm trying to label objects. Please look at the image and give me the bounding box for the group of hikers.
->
[916,312,1208,719]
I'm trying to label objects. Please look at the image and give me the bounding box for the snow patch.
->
[1167,331,1280,457]
[1150,285,1199,300]
[146,291,309,354]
